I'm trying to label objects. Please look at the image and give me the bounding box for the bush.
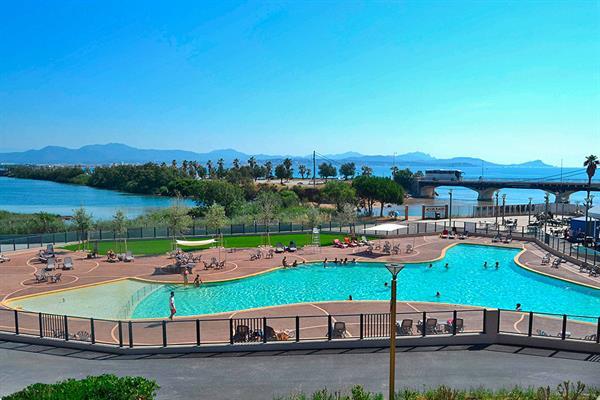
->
[4,374,159,400]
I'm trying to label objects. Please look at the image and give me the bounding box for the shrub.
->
[4,374,159,400]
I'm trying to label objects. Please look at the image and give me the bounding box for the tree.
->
[392,168,416,192]
[254,191,281,245]
[336,203,357,234]
[264,161,273,180]
[163,201,192,249]
[33,212,56,233]
[216,158,226,178]
[283,158,294,180]
[374,178,404,217]
[339,162,356,180]
[72,207,93,249]
[306,205,322,229]
[361,165,373,176]
[206,160,214,178]
[232,158,240,170]
[275,164,287,184]
[322,181,357,211]
[205,203,228,252]
[193,180,244,217]
[353,175,403,216]
[318,162,337,181]
[112,210,127,253]
[584,154,599,242]
[298,164,307,179]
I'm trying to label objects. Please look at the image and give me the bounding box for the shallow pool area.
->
[7,244,600,320]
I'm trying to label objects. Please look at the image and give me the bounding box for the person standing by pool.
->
[169,292,176,320]
[323,258,328,267]
[193,274,202,287]
[183,268,189,285]
[495,261,499,269]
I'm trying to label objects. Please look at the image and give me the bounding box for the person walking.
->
[169,291,176,320]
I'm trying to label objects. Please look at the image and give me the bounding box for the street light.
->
[544,192,550,237]
[501,194,506,225]
[385,263,404,400]
[494,192,500,227]
[527,197,533,226]
[448,189,453,228]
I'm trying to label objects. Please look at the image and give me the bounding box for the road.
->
[0,341,598,399]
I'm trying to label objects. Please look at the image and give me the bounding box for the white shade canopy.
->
[175,239,216,247]
[363,223,408,232]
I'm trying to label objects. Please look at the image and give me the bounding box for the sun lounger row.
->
[232,324,294,342]
[203,257,224,270]
[34,270,62,283]
[107,250,134,263]
[579,263,599,277]
[491,234,512,243]
[440,229,468,240]
[0,253,11,263]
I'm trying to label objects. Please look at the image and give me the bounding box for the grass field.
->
[62,232,360,256]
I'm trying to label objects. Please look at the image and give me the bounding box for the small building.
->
[570,216,600,240]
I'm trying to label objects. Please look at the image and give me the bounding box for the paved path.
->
[0,341,598,399]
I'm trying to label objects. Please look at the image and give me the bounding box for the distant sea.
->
[0,164,597,219]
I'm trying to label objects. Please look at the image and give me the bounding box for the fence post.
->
[295,316,300,342]
[38,313,43,337]
[528,312,533,336]
[128,321,133,348]
[263,317,268,343]
[162,320,167,347]
[13,239,16,251]
[561,315,567,340]
[196,319,201,346]
[26,236,30,249]
[422,311,427,337]
[14,310,19,334]
[452,310,457,335]
[229,319,234,344]
[64,315,69,340]
[118,321,123,347]
[327,315,332,340]
[359,314,364,340]
[90,318,95,344]
[596,317,600,344]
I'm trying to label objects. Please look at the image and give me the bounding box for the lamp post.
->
[494,192,499,227]
[385,263,404,400]
[544,192,550,237]
[527,197,533,226]
[501,194,506,225]
[448,189,453,228]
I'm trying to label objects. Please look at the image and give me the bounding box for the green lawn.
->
[62,232,360,256]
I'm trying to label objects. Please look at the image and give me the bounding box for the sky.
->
[0,0,598,166]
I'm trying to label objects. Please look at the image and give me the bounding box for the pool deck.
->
[1,236,598,346]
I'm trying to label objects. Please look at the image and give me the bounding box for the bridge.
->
[416,178,600,203]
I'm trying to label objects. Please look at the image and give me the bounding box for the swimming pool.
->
[7,244,600,320]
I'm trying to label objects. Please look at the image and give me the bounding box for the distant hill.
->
[0,143,554,168]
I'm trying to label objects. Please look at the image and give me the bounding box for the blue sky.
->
[0,0,598,165]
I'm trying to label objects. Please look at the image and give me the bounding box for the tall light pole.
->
[544,192,550,236]
[385,263,404,400]
[501,193,506,225]
[527,197,533,226]
[448,189,453,228]
[494,191,499,227]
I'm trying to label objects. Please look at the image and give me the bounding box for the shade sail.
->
[363,223,408,232]
[175,239,216,247]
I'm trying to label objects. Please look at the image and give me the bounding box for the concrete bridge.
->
[416,179,600,203]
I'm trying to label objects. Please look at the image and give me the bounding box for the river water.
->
[0,165,597,219]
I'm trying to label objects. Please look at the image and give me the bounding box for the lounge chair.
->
[34,271,47,283]
[50,273,62,283]
[288,241,297,252]
[584,334,597,341]
[551,258,560,268]
[382,242,392,254]
[74,330,91,342]
[344,237,357,247]
[46,244,55,256]
[392,244,400,255]
[445,318,464,333]
[62,257,74,270]
[263,326,278,342]
[440,230,449,239]
[45,257,56,271]
[124,251,134,262]
[405,244,414,254]
[458,232,468,240]
[0,253,10,263]
[396,319,413,335]
[536,329,549,336]
[275,242,286,253]
[418,318,440,334]
[492,235,502,243]
[503,235,512,244]
[541,254,550,265]
[330,321,348,339]
[333,239,347,249]
[232,325,250,342]
[360,236,373,246]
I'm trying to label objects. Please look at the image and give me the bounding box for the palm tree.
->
[583,154,598,242]
[298,164,307,179]
[232,158,240,169]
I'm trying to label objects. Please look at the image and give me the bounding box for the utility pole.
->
[544,192,550,237]
[448,189,453,227]
[495,192,499,227]
[312,150,316,187]
[501,194,506,225]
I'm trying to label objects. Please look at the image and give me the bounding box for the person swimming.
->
[435,291,441,297]
[348,294,353,301]
[515,303,522,311]
[428,263,433,268]
[444,263,449,269]
[323,258,328,267]
[495,261,499,269]
[384,282,389,287]
[292,260,298,267]
[483,261,488,268]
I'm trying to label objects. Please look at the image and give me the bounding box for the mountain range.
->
[0,143,553,168]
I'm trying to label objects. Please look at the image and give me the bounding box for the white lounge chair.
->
[62,257,74,270]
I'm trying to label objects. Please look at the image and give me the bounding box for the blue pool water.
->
[9,244,599,319]
[131,244,600,319]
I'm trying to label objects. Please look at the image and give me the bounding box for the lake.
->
[0,177,194,219]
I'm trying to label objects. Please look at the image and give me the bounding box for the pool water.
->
[9,244,600,319]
